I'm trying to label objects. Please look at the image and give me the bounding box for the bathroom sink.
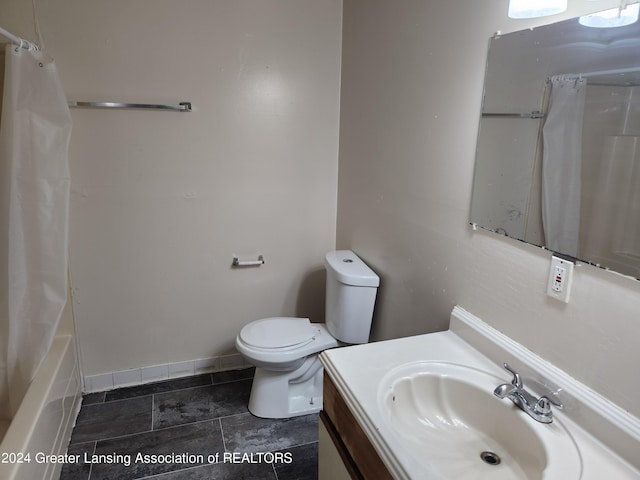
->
[378,362,582,479]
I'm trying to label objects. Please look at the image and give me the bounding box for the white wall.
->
[337,0,640,418]
[1,0,342,376]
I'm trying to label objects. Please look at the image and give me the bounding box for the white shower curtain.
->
[542,76,586,258]
[0,44,71,417]
[583,85,640,277]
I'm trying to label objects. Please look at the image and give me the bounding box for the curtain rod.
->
[0,26,38,50]
[577,66,640,78]
[551,66,640,81]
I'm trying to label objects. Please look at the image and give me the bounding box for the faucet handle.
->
[535,395,563,412]
[534,395,563,417]
[503,363,523,388]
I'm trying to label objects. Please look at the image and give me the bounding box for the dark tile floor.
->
[60,368,319,480]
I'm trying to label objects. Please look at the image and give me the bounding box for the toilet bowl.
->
[235,250,379,419]
[236,318,339,418]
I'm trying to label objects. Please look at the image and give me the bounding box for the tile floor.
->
[60,368,319,480]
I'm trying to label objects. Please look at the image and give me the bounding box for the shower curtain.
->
[583,85,640,277]
[542,76,586,258]
[0,44,71,417]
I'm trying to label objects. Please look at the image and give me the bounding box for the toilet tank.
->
[324,250,379,344]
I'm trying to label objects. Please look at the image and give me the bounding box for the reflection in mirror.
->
[471,14,640,279]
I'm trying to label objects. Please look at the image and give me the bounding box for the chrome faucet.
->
[493,363,562,424]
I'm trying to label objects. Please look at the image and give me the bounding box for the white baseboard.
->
[83,353,252,393]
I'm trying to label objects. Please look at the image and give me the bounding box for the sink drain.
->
[480,451,501,466]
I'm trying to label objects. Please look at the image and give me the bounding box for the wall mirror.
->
[470,13,640,280]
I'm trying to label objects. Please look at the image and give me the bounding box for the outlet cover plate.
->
[547,255,574,303]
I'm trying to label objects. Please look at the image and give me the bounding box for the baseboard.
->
[83,353,251,393]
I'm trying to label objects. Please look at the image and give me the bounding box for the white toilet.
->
[235,250,379,418]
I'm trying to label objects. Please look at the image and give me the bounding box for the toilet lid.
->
[239,317,316,349]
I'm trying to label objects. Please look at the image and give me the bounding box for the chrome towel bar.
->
[67,101,192,112]
[482,111,545,119]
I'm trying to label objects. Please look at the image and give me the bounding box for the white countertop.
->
[320,306,640,480]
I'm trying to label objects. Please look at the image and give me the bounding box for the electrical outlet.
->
[551,265,565,292]
[547,256,574,303]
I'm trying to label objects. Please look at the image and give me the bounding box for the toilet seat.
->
[239,317,316,350]
[236,319,340,370]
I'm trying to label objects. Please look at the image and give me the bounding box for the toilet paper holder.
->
[232,255,265,267]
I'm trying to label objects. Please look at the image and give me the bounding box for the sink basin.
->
[378,362,582,479]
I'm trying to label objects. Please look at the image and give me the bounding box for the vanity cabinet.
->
[319,373,393,480]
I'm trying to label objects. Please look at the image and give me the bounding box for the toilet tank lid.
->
[325,250,380,287]
[239,317,316,349]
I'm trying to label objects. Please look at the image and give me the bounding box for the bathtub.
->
[0,319,82,480]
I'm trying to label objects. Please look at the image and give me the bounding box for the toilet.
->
[235,250,379,418]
